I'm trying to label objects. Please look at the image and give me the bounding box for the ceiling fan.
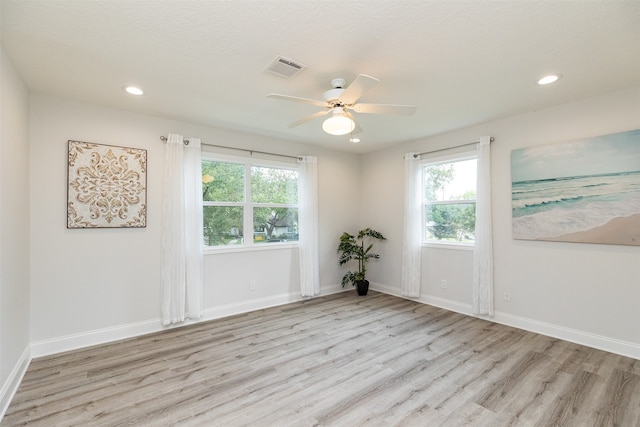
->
[267,74,417,136]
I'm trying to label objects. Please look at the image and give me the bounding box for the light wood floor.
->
[3,291,639,426]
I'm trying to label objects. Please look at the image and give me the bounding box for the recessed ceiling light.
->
[349,138,360,143]
[124,86,144,95]
[537,74,561,85]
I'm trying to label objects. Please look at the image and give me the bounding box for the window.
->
[423,153,477,244]
[202,155,299,248]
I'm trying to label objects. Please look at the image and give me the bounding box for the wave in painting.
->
[512,171,640,241]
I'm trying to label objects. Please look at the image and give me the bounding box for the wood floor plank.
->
[475,350,551,412]
[2,291,638,427]
[535,369,600,427]
[593,369,640,427]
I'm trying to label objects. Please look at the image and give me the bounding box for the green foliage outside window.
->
[425,203,476,241]
[251,167,297,204]
[423,160,477,243]
[201,160,299,246]
[203,206,243,246]
[202,161,244,202]
[202,161,244,246]
[424,163,455,201]
[251,167,298,242]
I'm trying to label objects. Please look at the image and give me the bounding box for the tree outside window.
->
[423,157,477,243]
[202,159,299,247]
[251,166,298,243]
[202,161,244,246]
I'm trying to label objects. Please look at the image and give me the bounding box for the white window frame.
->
[421,150,477,251]
[202,153,300,254]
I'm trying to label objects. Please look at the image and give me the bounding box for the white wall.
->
[362,87,640,358]
[29,94,361,354]
[0,47,31,415]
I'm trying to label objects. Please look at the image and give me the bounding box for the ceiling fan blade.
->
[345,112,363,134]
[268,93,327,107]
[339,74,379,105]
[353,103,417,115]
[288,109,331,128]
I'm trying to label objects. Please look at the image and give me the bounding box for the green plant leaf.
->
[337,227,386,284]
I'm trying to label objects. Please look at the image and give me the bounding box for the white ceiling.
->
[2,1,639,153]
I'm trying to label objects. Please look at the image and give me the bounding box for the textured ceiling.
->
[2,1,639,153]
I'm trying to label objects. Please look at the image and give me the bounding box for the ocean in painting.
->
[512,171,640,240]
[511,129,640,244]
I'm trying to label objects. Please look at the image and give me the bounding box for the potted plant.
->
[337,228,386,296]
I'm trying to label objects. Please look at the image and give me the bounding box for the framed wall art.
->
[67,140,147,228]
[511,129,640,246]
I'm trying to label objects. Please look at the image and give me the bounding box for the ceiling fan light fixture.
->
[322,107,355,136]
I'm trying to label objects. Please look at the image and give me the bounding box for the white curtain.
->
[472,136,494,316]
[161,134,204,325]
[183,138,204,319]
[401,153,422,297]
[298,156,320,297]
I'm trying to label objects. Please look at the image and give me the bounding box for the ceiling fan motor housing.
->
[323,78,348,104]
[323,88,345,104]
[331,78,346,88]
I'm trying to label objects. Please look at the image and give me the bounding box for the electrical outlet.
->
[441,279,447,289]
[250,280,256,291]
[503,291,511,302]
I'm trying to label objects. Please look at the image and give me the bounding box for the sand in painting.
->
[550,213,640,246]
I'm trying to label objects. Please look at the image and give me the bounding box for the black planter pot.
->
[356,279,369,296]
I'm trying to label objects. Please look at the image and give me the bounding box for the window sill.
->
[422,241,474,252]
[203,242,299,255]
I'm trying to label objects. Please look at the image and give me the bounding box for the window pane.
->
[203,206,243,246]
[251,166,298,204]
[425,203,476,242]
[202,161,245,202]
[424,159,477,202]
[253,207,298,243]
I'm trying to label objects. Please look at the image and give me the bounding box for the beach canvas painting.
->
[511,129,640,246]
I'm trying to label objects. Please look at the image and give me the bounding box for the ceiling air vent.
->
[264,56,307,79]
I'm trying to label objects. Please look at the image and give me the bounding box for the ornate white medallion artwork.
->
[67,140,147,228]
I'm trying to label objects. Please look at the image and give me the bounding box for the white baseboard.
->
[370,282,640,360]
[202,285,348,320]
[31,317,163,358]
[371,282,473,315]
[491,311,640,360]
[201,292,305,322]
[31,286,346,358]
[0,345,31,421]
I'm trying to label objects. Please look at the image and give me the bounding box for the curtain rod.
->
[160,136,302,161]
[413,137,494,158]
